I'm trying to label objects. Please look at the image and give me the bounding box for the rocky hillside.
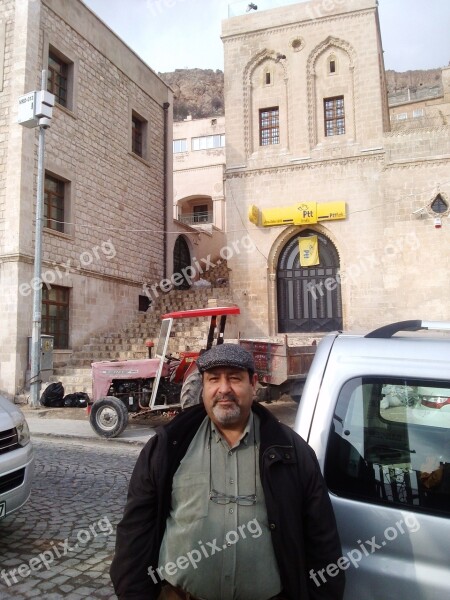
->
[159,69,224,121]
[385,68,442,93]
[159,68,442,121]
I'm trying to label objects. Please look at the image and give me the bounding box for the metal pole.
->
[29,70,47,408]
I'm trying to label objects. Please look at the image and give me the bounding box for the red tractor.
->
[88,306,239,437]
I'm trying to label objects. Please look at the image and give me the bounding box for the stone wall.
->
[0,0,171,397]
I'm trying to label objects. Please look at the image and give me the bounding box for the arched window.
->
[277,230,342,333]
[173,236,191,290]
[431,194,448,214]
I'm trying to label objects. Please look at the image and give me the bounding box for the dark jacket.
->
[110,403,345,600]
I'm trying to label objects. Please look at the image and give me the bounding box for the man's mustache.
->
[213,394,238,406]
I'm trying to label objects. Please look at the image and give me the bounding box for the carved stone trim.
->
[222,8,375,45]
[225,153,385,179]
[306,36,357,147]
[383,157,450,170]
[243,49,288,157]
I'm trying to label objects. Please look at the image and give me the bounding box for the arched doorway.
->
[173,236,191,289]
[277,230,342,333]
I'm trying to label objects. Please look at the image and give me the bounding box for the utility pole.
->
[18,70,55,407]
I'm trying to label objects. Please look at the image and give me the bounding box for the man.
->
[110,344,345,600]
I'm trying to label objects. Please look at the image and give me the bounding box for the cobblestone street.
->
[0,398,297,599]
[0,438,141,600]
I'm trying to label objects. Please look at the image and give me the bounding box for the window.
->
[259,107,279,146]
[325,377,450,516]
[42,286,70,349]
[328,56,337,74]
[139,295,151,312]
[324,96,345,136]
[44,174,66,233]
[413,109,424,118]
[193,204,209,223]
[431,194,448,214]
[173,139,188,153]
[396,113,408,121]
[132,113,147,157]
[47,51,69,107]
[191,134,225,151]
[265,72,271,85]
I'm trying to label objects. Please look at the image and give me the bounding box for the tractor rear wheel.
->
[89,396,128,438]
[180,369,202,409]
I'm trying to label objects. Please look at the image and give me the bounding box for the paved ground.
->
[0,397,298,599]
[0,437,140,600]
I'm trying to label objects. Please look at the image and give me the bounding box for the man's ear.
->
[251,372,259,387]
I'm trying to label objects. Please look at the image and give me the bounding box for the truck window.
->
[325,377,450,516]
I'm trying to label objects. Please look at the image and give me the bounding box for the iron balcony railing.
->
[178,211,213,225]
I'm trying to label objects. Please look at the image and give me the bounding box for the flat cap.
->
[196,344,255,374]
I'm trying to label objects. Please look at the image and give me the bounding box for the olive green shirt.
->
[158,413,282,600]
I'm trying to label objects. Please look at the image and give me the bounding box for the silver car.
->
[0,395,35,519]
[295,320,450,600]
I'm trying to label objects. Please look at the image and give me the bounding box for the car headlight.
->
[12,414,31,447]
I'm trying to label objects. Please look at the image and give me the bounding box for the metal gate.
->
[277,231,342,333]
[173,235,191,289]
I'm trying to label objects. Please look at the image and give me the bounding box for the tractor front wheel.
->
[89,396,129,438]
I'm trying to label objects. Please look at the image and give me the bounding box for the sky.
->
[82,0,450,74]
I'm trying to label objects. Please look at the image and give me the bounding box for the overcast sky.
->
[82,0,450,74]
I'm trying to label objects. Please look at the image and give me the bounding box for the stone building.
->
[389,72,449,131]
[221,0,450,338]
[0,0,172,398]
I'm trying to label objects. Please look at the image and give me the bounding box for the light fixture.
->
[246,3,258,12]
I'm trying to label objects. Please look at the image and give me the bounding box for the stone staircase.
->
[49,286,235,396]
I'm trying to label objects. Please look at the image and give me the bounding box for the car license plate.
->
[0,501,5,519]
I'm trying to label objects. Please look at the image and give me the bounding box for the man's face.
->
[202,367,258,429]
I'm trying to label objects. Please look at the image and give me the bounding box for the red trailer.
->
[238,336,317,403]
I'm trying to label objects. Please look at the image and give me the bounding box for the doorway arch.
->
[277,230,342,333]
[173,235,191,289]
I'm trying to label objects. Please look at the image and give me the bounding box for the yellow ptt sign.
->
[248,202,346,227]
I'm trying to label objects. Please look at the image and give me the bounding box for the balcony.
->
[178,211,213,225]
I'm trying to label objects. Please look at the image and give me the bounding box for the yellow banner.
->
[299,235,319,266]
[317,202,346,221]
[261,202,317,227]
[248,205,259,225]
[257,202,346,227]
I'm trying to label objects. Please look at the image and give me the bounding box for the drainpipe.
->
[163,101,170,278]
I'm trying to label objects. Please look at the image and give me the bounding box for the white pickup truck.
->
[294,320,450,600]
